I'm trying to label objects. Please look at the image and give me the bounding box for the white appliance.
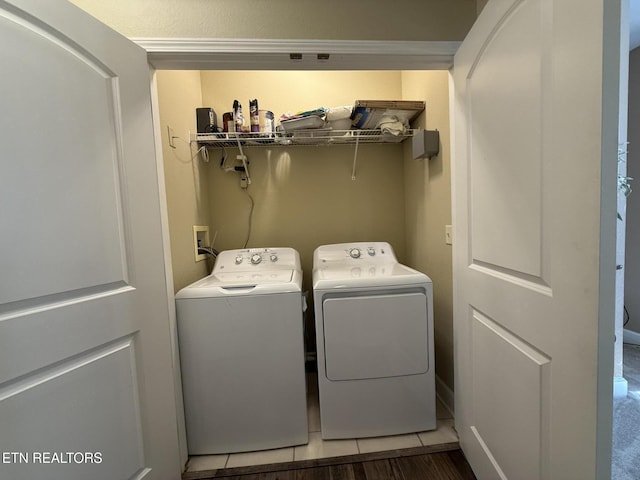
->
[175,247,308,454]
[312,242,436,439]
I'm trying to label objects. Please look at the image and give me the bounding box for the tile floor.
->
[185,374,457,472]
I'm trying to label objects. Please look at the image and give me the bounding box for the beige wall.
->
[156,70,212,292]
[70,0,476,41]
[401,71,454,393]
[200,71,406,286]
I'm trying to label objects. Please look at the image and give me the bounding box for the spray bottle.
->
[233,100,244,132]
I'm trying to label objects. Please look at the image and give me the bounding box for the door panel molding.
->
[470,261,552,296]
[469,426,508,480]
[471,308,551,365]
[466,0,545,280]
[470,308,551,480]
[0,282,134,320]
[0,9,132,305]
[0,4,116,77]
[0,336,147,479]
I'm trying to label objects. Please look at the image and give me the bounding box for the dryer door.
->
[322,292,429,381]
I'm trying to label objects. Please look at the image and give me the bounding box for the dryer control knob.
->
[235,255,243,264]
[250,253,262,264]
[367,247,376,256]
[349,248,361,259]
[270,254,278,262]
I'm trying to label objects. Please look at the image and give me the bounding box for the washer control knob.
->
[235,255,243,264]
[250,253,262,264]
[367,247,376,256]
[349,248,361,259]
[270,254,278,262]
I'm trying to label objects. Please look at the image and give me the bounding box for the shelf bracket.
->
[351,132,360,181]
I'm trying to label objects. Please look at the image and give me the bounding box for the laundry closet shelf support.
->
[191,129,424,180]
[191,129,417,148]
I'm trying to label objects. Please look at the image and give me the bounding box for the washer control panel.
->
[215,247,300,272]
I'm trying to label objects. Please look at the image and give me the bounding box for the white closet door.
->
[0,1,181,479]
[452,0,619,478]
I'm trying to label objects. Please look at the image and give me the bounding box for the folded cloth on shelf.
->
[326,105,353,121]
[376,115,408,136]
[280,107,327,121]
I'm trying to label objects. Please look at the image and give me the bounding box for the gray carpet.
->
[612,344,640,479]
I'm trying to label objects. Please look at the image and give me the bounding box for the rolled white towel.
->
[376,115,407,135]
[326,105,353,121]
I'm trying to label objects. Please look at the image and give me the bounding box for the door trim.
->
[137,34,614,476]
[131,38,460,70]
[597,0,625,477]
[148,68,189,467]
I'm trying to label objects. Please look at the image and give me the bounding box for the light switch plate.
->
[445,225,453,245]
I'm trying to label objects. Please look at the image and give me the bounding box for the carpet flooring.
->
[612,343,640,479]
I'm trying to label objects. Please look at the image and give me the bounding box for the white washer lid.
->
[175,269,302,299]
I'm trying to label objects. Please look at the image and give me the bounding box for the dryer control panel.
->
[214,247,301,272]
[314,242,397,265]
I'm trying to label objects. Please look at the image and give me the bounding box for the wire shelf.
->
[192,129,415,148]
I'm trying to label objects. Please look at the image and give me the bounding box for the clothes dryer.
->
[312,242,435,439]
[176,247,308,454]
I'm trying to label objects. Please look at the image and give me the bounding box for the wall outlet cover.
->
[193,225,210,262]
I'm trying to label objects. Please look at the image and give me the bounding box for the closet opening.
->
[153,65,456,473]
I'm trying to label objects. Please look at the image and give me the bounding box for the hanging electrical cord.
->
[168,130,209,163]
[221,146,238,172]
[243,189,255,249]
[197,246,219,257]
[197,246,218,275]
[216,139,254,249]
[219,146,227,168]
[198,145,209,163]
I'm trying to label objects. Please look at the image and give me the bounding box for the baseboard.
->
[435,375,455,417]
[623,328,640,346]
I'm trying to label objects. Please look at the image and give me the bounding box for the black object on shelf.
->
[196,107,218,133]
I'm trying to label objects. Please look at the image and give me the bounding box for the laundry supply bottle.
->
[233,100,245,132]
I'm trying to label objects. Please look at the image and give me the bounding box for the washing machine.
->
[312,242,435,439]
[175,247,308,454]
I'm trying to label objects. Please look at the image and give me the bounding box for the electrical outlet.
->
[445,225,453,245]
